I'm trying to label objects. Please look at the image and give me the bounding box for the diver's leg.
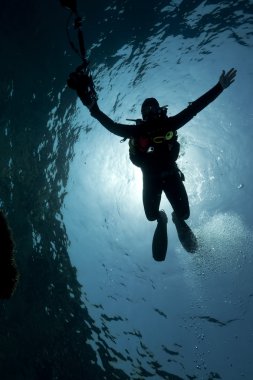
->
[142,174,162,221]
[163,170,198,253]
[163,170,190,220]
[142,174,168,261]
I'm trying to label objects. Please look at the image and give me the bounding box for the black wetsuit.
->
[89,82,223,221]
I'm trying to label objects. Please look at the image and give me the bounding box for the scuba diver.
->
[60,1,237,261]
[69,67,236,261]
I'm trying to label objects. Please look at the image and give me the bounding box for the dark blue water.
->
[1,1,253,379]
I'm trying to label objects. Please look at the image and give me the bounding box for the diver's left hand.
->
[219,68,237,89]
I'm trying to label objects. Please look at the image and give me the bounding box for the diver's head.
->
[141,98,160,121]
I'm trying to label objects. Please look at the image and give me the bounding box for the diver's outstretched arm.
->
[89,103,140,139]
[168,68,237,131]
[68,68,141,138]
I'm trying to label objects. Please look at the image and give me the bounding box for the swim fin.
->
[152,210,168,261]
[172,212,198,253]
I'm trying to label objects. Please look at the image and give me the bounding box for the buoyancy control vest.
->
[129,129,180,168]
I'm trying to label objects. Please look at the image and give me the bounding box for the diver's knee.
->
[146,214,158,222]
[183,212,190,220]
[180,206,190,220]
[173,210,190,221]
[145,210,160,221]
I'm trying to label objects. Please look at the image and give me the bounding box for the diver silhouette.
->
[71,67,237,261]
